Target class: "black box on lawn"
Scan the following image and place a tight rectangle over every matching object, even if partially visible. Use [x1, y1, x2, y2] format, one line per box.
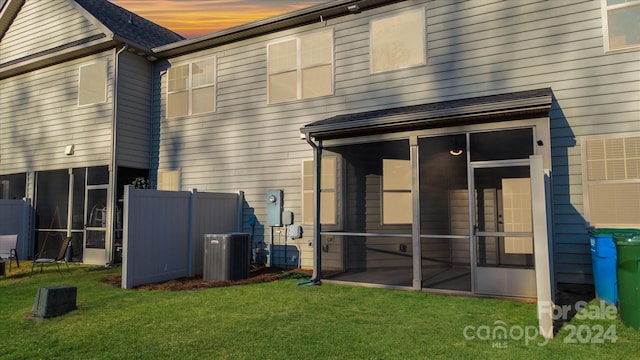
[33, 286, 77, 318]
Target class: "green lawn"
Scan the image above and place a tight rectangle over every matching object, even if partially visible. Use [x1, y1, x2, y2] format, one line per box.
[1, 264, 638, 359]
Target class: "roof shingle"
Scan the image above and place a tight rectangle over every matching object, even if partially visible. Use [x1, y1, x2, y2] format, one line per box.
[74, 0, 184, 50]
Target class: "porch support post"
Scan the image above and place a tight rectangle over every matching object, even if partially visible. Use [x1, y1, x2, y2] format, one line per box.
[410, 136, 421, 290]
[530, 155, 554, 339]
[301, 136, 322, 285]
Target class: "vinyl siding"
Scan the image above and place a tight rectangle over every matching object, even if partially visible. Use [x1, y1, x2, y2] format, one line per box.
[0, 51, 114, 173]
[0, 0, 104, 64]
[115, 52, 152, 169]
[152, 0, 639, 280]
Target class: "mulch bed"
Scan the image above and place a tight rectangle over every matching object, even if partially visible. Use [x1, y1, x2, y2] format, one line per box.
[101, 265, 312, 291]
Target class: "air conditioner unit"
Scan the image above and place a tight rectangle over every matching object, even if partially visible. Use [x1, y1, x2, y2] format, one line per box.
[203, 233, 250, 281]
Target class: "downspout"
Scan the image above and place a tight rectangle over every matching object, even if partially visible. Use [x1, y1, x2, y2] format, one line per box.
[108, 43, 128, 265]
[299, 134, 322, 286]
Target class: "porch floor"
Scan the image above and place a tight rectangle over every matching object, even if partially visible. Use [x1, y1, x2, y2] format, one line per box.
[326, 266, 471, 292]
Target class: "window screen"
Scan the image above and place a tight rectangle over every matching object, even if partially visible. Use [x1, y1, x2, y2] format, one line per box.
[268, 29, 333, 103]
[370, 7, 426, 73]
[585, 136, 640, 227]
[303, 156, 337, 225]
[167, 58, 216, 118]
[603, 0, 640, 51]
[78, 61, 107, 106]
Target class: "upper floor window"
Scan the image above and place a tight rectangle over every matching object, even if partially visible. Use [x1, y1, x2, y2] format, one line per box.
[167, 57, 216, 118]
[370, 7, 426, 73]
[583, 135, 640, 227]
[267, 29, 333, 104]
[78, 61, 107, 106]
[602, 0, 640, 51]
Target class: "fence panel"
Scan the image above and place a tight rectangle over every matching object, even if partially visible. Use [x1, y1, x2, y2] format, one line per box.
[121, 186, 241, 289]
[122, 187, 192, 289]
[0, 198, 34, 259]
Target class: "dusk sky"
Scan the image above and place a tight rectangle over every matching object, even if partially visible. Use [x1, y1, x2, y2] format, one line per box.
[110, 0, 330, 38]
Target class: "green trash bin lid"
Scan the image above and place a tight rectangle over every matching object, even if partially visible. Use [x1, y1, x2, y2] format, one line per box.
[613, 229, 640, 246]
[589, 228, 619, 236]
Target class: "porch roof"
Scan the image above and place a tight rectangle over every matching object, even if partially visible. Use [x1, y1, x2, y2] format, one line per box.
[301, 88, 553, 140]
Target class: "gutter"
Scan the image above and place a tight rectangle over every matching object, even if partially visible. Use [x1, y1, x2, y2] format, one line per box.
[298, 133, 322, 286]
[153, 0, 401, 58]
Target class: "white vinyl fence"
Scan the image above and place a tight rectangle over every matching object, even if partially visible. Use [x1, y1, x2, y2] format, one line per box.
[121, 186, 242, 289]
[0, 198, 34, 260]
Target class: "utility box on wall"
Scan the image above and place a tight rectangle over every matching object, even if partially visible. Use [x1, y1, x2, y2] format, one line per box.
[266, 190, 283, 226]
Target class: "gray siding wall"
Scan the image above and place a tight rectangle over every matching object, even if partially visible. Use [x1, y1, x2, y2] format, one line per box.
[116, 52, 153, 169]
[0, 0, 103, 64]
[0, 51, 114, 176]
[152, 0, 640, 282]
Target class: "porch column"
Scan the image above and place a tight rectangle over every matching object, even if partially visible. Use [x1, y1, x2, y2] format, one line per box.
[530, 155, 554, 339]
[410, 136, 421, 290]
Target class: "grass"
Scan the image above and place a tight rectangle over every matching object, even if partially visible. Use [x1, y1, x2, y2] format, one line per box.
[1, 264, 639, 359]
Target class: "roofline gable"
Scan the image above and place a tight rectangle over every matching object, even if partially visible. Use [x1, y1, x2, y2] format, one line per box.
[0, 0, 24, 42]
[67, 0, 115, 41]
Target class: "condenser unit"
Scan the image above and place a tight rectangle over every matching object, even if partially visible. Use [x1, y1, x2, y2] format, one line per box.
[203, 233, 251, 281]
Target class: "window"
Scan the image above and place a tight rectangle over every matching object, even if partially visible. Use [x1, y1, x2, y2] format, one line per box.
[370, 7, 426, 73]
[584, 135, 640, 227]
[602, 0, 640, 51]
[78, 61, 107, 106]
[302, 156, 336, 225]
[382, 159, 412, 224]
[167, 57, 216, 118]
[268, 29, 333, 104]
[157, 169, 181, 191]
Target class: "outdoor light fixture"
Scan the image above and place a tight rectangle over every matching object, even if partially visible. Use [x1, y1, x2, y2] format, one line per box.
[449, 149, 463, 156]
[64, 144, 74, 156]
[348, 4, 361, 14]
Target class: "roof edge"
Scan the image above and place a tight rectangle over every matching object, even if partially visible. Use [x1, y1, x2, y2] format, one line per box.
[301, 88, 553, 140]
[0, 0, 24, 42]
[153, 0, 400, 58]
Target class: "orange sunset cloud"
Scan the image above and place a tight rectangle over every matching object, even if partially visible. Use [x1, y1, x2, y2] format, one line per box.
[110, 0, 329, 38]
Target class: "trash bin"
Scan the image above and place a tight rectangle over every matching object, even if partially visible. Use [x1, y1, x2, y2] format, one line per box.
[615, 230, 640, 330]
[589, 229, 618, 305]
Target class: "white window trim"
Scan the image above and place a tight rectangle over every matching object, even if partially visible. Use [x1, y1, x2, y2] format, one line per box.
[166, 56, 217, 119]
[267, 28, 335, 104]
[601, 0, 640, 52]
[78, 61, 107, 107]
[581, 132, 640, 228]
[369, 6, 427, 74]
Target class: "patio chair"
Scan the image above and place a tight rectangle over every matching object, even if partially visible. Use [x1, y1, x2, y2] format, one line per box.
[0, 234, 19, 271]
[31, 236, 72, 276]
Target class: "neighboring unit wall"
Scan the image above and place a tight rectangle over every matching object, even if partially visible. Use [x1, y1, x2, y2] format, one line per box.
[0, 0, 104, 64]
[0, 51, 114, 177]
[151, 0, 640, 282]
[115, 52, 153, 169]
